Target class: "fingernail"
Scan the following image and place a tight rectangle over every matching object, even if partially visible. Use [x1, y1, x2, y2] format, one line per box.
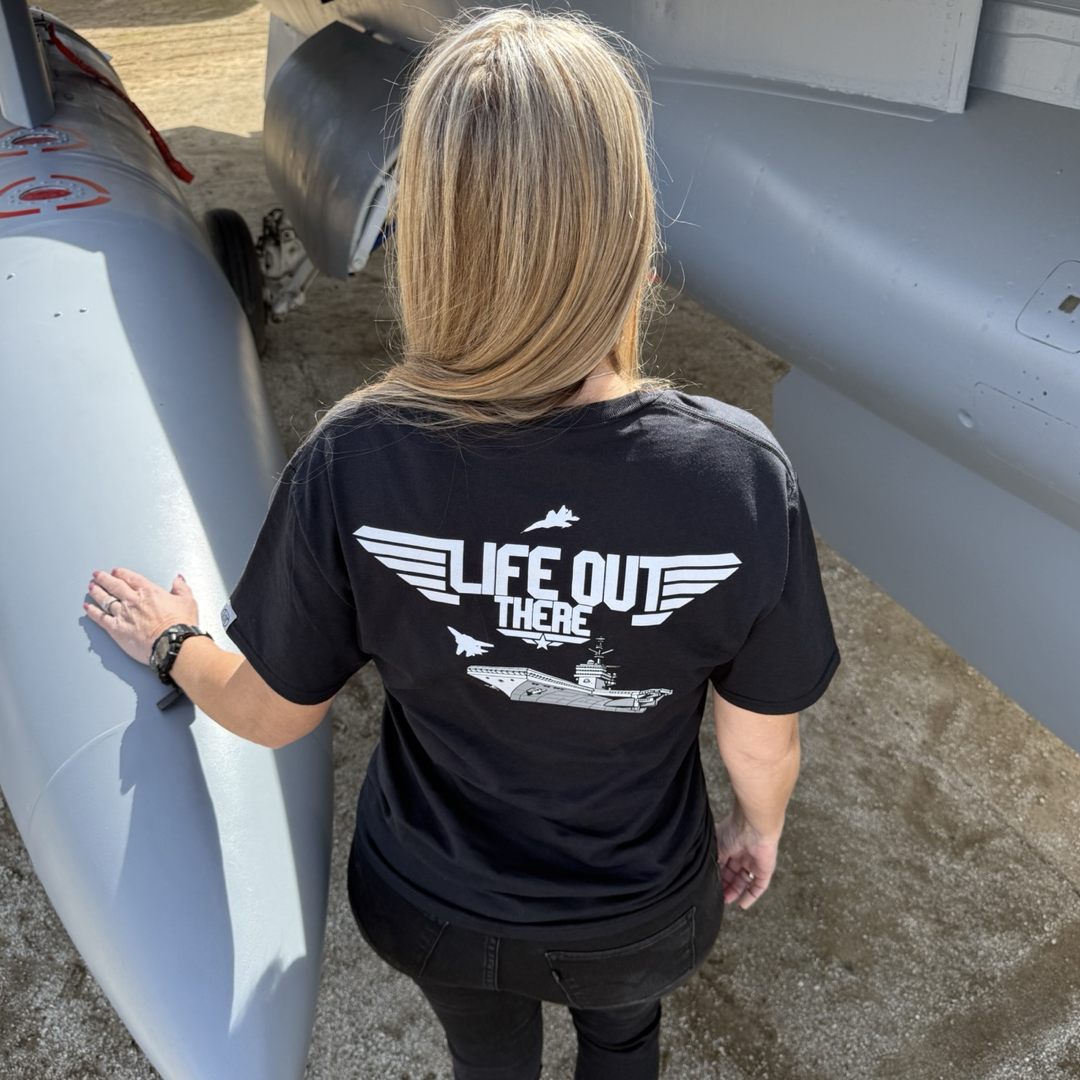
[178, 573, 186, 581]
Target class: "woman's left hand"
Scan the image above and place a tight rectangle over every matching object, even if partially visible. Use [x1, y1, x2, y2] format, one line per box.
[84, 568, 199, 666]
[715, 812, 780, 910]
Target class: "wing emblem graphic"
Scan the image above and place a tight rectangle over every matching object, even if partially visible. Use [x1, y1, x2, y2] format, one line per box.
[354, 525, 469, 605]
[631, 554, 742, 626]
[355, 525, 741, 626]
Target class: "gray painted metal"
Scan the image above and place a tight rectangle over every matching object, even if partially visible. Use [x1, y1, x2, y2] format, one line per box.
[0, 18, 331, 1080]
[264, 20, 407, 279]
[647, 77, 1080, 738]
[584, 0, 985, 113]
[774, 370, 1080, 749]
[647, 80, 1080, 535]
[265, 12, 307, 99]
[262, 0, 984, 112]
[971, 0, 1080, 110]
[1016, 261, 1080, 352]
[0, 0, 53, 128]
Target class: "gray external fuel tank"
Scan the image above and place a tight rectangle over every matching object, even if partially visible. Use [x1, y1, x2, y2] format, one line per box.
[0, 15, 332, 1080]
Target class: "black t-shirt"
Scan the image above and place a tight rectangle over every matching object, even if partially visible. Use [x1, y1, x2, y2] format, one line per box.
[224, 390, 839, 936]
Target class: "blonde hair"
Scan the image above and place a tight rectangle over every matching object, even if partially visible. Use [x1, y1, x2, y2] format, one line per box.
[332, 7, 663, 426]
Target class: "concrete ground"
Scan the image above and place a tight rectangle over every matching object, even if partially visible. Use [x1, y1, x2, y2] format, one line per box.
[2, 3, 1080, 1078]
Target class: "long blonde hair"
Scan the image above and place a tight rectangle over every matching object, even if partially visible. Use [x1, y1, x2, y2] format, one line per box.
[333, 7, 663, 426]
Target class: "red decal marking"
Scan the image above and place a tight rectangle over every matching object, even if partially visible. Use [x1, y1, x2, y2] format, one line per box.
[0, 176, 35, 196]
[0, 125, 89, 157]
[41, 127, 91, 153]
[0, 128, 27, 157]
[51, 173, 109, 194]
[0, 174, 111, 217]
[20, 186, 74, 201]
[57, 195, 109, 210]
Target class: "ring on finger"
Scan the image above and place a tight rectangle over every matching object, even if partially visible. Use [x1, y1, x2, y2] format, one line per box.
[101, 596, 120, 615]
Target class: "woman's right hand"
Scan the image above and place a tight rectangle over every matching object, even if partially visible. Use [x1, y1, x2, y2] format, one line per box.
[715, 813, 780, 909]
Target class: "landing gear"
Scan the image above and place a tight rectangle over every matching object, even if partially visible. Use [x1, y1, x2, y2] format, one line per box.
[204, 208, 266, 353]
[256, 208, 320, 323]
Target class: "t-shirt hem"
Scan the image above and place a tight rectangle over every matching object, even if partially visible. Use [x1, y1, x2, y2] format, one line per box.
[353, 810, 717, 941]
[713, 647, 841, 715]
[225, 622, 348, 706]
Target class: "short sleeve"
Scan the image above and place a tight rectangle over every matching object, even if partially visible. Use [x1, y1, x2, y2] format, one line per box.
[224, 442, 370, 704]
[711, 486, 840, 714]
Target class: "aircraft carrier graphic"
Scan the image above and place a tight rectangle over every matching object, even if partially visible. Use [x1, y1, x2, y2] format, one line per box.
[467, 639, 673, 713]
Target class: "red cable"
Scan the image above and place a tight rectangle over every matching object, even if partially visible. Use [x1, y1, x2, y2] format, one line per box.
[45, 22, 194, 184]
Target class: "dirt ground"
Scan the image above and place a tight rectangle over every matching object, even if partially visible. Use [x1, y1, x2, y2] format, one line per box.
[2, 3, 1080, 1078]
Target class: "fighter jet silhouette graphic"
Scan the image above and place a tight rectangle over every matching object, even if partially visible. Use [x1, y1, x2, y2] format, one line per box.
[522, 505, 579, 532]
[448, 626, 495, 657]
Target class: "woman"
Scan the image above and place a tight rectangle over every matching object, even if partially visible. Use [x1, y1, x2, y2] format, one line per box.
[85, 9, 839, 1080]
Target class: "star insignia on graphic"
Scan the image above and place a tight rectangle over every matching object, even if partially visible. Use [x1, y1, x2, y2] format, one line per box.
[532, 634, 552, 650]
[522, 505, 580, 532]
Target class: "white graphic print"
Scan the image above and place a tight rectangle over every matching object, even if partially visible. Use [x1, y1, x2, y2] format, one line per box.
[523, 505, 580, 532]
[353, 526, 465, 606]
[469, 639, 672, 713]
[354, 524, 741, 630]
[448, 626, 494, 657]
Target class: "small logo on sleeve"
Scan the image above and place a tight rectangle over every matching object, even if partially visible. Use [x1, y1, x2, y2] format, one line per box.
[221, 601, 237, 630]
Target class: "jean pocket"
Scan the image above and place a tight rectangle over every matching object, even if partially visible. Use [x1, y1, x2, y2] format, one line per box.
[347, 846, 447, 979]
[545, 908, 697, 1009]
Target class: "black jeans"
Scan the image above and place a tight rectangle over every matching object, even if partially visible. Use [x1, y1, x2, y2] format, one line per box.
[348, 841, 724, 1080]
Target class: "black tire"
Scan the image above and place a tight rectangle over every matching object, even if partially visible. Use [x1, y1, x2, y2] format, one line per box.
[204, 208, 266, 354]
